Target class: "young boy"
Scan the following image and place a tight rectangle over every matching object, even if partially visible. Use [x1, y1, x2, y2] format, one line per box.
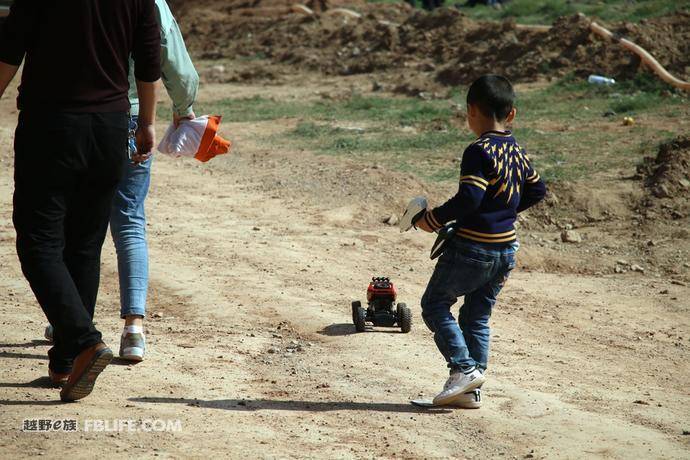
[415, 75, 546, 406]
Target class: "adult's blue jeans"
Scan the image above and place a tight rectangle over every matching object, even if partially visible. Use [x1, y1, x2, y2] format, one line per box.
[421, 238, 517, 373]
[110, 117, 151, 318]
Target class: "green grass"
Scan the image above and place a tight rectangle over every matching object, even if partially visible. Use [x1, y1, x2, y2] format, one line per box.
[284, 121, 472, 180]
[274, 80, 687, 183]
[158, 94, 468, 181]
[238, 52, 268, 62]
[158, 74, 687, 184]
[189, 94, 456, 127]
[371, 0, 690, 24]
[509, 73, 687, 181]
[324, 129, 470, 153]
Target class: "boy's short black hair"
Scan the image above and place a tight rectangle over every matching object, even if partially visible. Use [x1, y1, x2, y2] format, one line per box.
[467, 75, 515, 121]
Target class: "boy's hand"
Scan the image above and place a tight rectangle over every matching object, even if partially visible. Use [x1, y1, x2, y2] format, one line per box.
[415, 211, 434, 233]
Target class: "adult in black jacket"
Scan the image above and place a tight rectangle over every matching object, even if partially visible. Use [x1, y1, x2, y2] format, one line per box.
[0, 0, 161, 402]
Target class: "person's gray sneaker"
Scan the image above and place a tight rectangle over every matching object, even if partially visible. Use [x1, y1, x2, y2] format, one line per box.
[119, 331, 146, 362]
[44, 324, 54, 343]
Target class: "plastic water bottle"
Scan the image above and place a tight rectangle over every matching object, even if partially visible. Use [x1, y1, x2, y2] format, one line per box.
[588, 75, 616, 85]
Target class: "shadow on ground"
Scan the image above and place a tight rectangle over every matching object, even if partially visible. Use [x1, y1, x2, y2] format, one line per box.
[0, 399, 65, 406]
[0, 340, 51, 360]
[129, 397, 451, 414]
[318, 323, 405, 336]
[318, 323, 357, 336]
[0, 376, 56, 389]
[0, 340, 51, 348]
[111, 357, 142, 366]
[0, 350, 48, 360]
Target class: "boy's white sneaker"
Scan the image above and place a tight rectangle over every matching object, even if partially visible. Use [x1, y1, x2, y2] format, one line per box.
[433, 368, 485, 406]
[452, 388, 482, 409]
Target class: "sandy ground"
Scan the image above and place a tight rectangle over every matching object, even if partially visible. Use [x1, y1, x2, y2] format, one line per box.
[0, 78, 689, 459]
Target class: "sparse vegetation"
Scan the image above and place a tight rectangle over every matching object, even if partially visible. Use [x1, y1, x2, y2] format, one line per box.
[188, 94, 455, 127]
[190, 75, 686, 183]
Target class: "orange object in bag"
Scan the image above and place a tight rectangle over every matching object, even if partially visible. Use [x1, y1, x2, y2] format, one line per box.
[158, 115, 231, 162]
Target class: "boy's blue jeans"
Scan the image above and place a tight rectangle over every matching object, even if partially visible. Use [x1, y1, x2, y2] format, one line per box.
[110, 116, 151, 318]
[421, 238, 517, 373]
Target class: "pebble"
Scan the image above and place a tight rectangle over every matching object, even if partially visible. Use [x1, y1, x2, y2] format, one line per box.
[382, 214, 399, 226]
[560, 230, 582, 243]
[210, 64, 226, 74]
[653, 184, 671, 198]
[267, 347, 279, 354]
[631, 264, 644, 273]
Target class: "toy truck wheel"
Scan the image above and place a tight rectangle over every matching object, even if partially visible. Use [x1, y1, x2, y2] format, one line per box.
[397, 303, 412, 333]
[354, 305, 367, 332]
[351, 301, 361, 324]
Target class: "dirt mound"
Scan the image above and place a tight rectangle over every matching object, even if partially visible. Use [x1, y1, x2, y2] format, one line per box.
[637, 136, 690, 217]
[172, 2, 690, 90]
[437, 14, 639, 85]
[243, 148, 443, 227]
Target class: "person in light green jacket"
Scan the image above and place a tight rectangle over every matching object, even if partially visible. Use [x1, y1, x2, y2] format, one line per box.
[45, 0, 200, 362]
[115, 0, 199, 361]
[127, 0, 198, 127]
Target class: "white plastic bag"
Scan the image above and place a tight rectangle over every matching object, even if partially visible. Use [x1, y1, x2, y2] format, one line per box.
[157, 115, 230, 162]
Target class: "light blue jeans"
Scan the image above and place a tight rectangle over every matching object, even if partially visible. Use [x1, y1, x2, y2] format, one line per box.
[110, 116, 151, 318]
[421, 238, 517, 373]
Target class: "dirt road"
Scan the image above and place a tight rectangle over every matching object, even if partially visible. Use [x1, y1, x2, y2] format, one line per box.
[1, 79, 688, 459]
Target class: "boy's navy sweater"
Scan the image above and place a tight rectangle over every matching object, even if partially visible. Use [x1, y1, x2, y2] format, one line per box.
[424, 131, 546, 245]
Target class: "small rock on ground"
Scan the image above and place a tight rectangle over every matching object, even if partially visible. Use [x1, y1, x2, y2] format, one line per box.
[383, 214, 399, 226]
[561, 230, 582, 243]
